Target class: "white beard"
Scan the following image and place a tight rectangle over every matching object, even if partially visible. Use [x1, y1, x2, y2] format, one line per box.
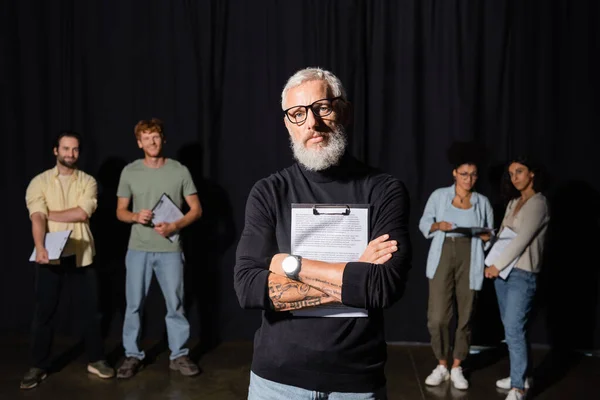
[290, 125, 347, 171]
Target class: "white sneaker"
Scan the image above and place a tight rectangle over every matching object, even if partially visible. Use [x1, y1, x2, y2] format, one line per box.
[450, 366, 469, 390]
[496, 377, 531, 390]
[505, 388, 526, 400]
[425, 365, 450, 386]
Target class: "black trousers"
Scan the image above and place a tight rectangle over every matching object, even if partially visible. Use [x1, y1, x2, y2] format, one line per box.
[31, 256, 104, 369]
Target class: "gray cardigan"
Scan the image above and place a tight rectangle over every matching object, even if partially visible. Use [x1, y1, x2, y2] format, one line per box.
[495, 193, 550, 273]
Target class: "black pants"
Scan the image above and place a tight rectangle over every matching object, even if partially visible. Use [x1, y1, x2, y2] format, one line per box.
[31, 256, 104, 369]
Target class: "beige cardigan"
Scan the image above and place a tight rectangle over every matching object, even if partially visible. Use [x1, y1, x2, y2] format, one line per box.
[495, 193, 550, 273]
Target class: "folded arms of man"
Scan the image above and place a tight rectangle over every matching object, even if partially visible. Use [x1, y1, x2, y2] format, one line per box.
[234, 177, 411, 312]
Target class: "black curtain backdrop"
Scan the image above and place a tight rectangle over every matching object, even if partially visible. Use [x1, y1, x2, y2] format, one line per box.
[2, 0, 599, 352]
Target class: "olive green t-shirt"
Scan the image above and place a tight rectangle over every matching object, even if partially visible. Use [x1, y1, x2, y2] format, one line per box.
[117, 159, 197, 252]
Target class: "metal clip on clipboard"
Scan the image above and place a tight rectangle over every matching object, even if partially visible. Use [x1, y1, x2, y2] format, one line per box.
[312, 205, 351, 216]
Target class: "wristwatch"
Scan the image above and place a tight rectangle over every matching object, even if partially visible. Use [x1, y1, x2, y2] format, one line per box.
[281, 254, 302, 280]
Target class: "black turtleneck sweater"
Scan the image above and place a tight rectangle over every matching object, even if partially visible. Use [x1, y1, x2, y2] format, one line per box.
[234, 155, 412, 393]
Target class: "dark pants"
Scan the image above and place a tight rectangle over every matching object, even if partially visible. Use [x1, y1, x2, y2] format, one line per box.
[427, 237, 476, 362]
[31, 256, 104, 369]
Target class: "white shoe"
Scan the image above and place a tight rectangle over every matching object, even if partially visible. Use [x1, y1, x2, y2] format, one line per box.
[450, 367, 469, 390]
[496, 377, 531, 390]
[505, 388, 526, 400]
[425, 365, 450, 386]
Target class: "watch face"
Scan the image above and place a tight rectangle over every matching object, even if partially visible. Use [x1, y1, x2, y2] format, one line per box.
[282, 256, 299, 274]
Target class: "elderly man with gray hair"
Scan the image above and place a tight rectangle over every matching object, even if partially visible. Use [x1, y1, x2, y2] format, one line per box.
[234, 67, 412, 399]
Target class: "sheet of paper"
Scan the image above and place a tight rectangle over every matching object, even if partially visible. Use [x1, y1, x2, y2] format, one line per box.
[484, 227, 519, 280]
[29, 230, 72, 261]
[151, 193, 184, 242]
[290, 204, 369, 317]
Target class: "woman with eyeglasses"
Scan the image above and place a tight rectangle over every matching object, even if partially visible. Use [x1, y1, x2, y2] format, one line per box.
[419, 159, 494, 390]
[485, 157, 549, 400]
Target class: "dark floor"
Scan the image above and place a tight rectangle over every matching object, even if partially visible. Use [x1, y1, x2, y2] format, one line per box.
[0, 338, 597, 400]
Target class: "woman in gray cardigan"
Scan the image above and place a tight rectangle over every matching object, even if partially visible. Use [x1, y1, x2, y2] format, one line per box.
[419, 161, 493, 390]
[485, 157, 549, 400]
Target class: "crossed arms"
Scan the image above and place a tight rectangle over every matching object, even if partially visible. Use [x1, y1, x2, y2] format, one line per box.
[26, 176, 97, 264]
[265, 235, 398, 311]
[234, 178, 412, 312]
[29, 210, 89, 264]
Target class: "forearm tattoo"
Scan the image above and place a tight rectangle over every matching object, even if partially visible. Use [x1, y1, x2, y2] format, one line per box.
[268, 277, 331, 311]
[272, 297, 326, 311]
[302, 277, 342, 298]
[268, 280, 311, 301]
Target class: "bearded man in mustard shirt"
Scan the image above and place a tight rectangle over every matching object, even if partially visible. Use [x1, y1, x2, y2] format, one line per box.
[21, 131, 114, 389]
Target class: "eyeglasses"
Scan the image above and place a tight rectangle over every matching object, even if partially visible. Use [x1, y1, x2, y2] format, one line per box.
[457, 172, 478, 179]
[283, 97, 344, 124]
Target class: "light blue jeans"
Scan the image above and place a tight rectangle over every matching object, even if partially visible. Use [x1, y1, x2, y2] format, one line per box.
[248, 372, 387, 400]
[494, 268, 537, 390]
[123, 250, 190, 360]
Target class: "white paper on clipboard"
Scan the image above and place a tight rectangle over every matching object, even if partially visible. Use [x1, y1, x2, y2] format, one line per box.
[151, 193, 184, 242]
[29, 230, 72, 261]
[290, 204, 369, 317]
[485, 227, 519, 280]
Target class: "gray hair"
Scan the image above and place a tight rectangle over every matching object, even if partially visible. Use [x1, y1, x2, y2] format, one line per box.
[281, 67, 347, 109]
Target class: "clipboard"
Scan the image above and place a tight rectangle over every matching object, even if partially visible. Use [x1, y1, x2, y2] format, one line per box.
[29, 230, 72, 262]
[290, 203, 370, 317]
[448, 226, 496, 236]
[485, 227, 519, 280]
[149, 193, 184, 242]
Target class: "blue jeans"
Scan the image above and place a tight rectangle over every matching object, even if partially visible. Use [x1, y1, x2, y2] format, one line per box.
[494, 268, 537, 390]
[123, 250, 190, 360]
[248, 372, 387, 400]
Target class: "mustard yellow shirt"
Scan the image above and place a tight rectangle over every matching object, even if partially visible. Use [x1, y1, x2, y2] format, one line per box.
[25, 166, 98, 267]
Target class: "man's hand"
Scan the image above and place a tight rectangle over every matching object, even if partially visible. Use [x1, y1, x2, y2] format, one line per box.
[485, 265, 500, 279]
[358, 234, 398, 264]
[154, 222, 177, 237]
[134, 209, 153, 225]
[35, 247, 49, 264]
